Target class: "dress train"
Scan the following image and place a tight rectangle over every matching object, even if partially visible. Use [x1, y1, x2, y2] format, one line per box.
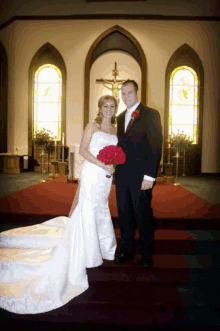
[0, 131, 117, 314]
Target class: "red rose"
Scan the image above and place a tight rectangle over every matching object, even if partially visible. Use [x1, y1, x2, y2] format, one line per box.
[131, 109, 140, 119]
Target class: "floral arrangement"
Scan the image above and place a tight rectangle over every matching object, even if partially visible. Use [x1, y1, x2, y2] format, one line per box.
[168, 130, 193, 150]
[33, 128, 53, 148]
[97, 145, 126, 177]
[131, 109, 140, 119]
[44, 140, 55, 154]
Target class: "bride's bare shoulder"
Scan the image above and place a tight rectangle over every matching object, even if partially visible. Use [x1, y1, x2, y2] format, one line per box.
[92, 122, 100, 132]
[84, 122, 98, 133]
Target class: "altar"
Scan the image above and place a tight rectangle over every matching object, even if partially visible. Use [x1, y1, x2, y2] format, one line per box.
[0, 154, 24, 174]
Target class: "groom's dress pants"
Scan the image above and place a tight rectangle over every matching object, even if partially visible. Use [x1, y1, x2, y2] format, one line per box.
[115, 172, 155, 258]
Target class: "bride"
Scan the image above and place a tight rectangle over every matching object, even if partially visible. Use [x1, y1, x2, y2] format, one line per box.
[0, 95, 118, 314]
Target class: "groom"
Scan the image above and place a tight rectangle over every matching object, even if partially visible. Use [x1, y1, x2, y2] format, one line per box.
[114, 80, 163, 268]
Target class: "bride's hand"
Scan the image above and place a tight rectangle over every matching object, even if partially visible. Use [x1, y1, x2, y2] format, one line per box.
[106, 164, 114, 175]
[100, 163, 114, 175]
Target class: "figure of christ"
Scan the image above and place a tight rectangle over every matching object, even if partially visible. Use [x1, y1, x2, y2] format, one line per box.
[96, 62, 127, 102]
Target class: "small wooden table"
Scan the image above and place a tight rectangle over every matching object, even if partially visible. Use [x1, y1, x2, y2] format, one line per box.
[0, 154, 23, 174]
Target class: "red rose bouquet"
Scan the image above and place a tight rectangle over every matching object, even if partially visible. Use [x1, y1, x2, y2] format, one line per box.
[97, 145, 126, 178]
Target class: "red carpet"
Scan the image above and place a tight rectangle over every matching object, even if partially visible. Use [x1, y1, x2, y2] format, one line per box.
[0, 181, 219, 220]
[151, 183, 220, 219]
[0, 181, 203, 328]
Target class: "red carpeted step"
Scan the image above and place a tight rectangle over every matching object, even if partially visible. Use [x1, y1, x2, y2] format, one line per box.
[113, 216, 220, 230]
[114, 229, 194, 254]
[0, 181, 77, 216]
[109, 183, 220, 220]
[87, 254, 190, 284]
[1, 181, 219, 229]
[58, 283, 186, 326]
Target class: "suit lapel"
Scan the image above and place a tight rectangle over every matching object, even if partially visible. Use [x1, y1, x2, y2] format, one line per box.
[125, 117, 135, 135]
[124, 103, 143, 136]
[118, 110, 126, 139]
[121, 111, 126, 131]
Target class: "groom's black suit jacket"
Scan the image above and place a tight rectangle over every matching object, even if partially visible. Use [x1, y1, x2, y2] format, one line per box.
[116, 102, 163, 181]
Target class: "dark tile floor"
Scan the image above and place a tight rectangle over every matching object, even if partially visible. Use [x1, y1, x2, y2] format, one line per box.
[176, 174, 220, 205]
[0, 171, 220, 204]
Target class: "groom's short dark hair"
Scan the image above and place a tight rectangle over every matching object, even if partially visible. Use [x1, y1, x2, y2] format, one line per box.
[122, 80, 139, 93]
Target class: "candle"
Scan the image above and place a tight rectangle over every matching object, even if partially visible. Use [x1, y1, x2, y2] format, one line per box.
[62, 133, 65, 146]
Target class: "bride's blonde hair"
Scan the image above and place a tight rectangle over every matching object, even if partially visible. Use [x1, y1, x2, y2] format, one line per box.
[94, 95, 118, 128]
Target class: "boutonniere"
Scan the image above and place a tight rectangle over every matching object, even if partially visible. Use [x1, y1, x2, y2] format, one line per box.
[131, 109, 140, 119]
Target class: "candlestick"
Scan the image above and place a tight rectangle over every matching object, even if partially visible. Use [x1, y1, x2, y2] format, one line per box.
[62, 146, 64, 162]
[168, 144, 171, 163]
[54, 139, 57, 161]
[173, 147, 181, 186]
[39, 146, 46, 183]
[182, 149, 186, 176]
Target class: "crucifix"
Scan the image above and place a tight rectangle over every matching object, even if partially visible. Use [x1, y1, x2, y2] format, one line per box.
[96, 62, 126, 101]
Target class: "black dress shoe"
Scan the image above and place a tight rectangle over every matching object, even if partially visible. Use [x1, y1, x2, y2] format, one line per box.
[141, 256, 153, 268]
[114, 253, 134, 263]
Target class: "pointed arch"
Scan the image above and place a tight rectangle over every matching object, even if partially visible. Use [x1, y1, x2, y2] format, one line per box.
[28, 43, 66, 163]
[0, 41, 8, 153]
[84, 25, 147, 128]
[164, 43, 204, 175]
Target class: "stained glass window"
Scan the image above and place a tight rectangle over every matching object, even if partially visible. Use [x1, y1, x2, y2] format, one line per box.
[169, 66, 198, 144]
[33, 64, 62, 140]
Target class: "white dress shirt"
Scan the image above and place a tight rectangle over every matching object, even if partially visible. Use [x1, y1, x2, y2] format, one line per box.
[125, 102, 155, 182]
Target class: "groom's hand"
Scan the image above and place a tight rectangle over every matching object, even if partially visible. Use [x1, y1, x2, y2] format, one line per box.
[141, 179, 153, 190]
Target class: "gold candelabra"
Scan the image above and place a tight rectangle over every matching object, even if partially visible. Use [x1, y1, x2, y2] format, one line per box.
[172, 148, 183, 186]
[39, 145, 46, 183]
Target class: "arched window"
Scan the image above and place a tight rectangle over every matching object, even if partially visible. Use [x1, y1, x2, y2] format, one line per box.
[164, 44, 204, 175]
[169, 66, 198, 144]
[34, 64, 62, 140]
[28, 43, 66, 166]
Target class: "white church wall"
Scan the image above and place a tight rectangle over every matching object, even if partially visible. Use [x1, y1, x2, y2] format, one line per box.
[199, 23, 220, 173]
[0, 19, 219, 172]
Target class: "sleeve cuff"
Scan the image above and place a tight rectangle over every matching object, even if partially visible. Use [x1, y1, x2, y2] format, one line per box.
[144, 175, 155, 181]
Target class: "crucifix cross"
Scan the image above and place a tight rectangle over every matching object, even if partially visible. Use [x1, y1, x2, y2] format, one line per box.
[96, 62, 126, 101]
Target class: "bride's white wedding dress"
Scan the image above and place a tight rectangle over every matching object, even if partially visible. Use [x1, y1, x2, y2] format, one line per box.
[0, 131, 117, 314]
